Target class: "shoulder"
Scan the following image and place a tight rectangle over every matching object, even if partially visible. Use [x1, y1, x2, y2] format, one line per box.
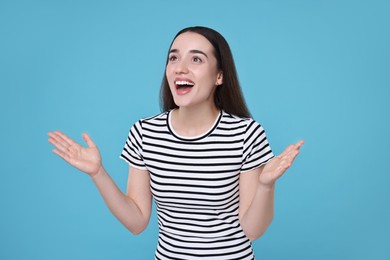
[220, 111, 260, 130]
[140, 111, 168, 122]
[128, 111, 168, 134]
[136, 111, 169, 126]
[130, 111, 170, 138]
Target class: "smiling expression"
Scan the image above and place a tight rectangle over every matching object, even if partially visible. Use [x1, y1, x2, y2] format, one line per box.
[165, 32, 223, 109]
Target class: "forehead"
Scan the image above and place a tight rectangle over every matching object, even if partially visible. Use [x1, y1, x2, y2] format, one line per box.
[170, 32, 214, 53]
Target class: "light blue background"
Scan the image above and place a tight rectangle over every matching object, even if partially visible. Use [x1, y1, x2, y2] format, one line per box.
[1, 0, 389, 259]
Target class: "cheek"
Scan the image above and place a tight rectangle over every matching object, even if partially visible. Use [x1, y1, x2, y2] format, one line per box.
[165, 64, 175, 77]
[165, 68, 175, 90]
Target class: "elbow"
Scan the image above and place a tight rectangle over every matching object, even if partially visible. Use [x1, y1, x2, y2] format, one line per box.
[245, 228, 267, 241]
[123, 218, 149, 235]
[243, 218, 274, 241]
[129, 228, 143, 235]
[127, 223, 147, 235]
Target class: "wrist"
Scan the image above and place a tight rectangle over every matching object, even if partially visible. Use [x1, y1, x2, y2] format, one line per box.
[90, 164, 105, 179]
[257, 181, 275, 192]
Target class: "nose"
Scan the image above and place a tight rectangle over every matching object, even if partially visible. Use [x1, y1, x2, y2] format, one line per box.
[175, 59, 189, 74]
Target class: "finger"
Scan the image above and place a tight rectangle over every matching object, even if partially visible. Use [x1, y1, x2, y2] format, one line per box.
[48, 131, 71, 149]
[273, 159, 291, 178]
[82, 133, 96, 148]
[277, 144, 295, 158]
[54, 131, 77, 147]
[48, 133, 70, 152]
[295, 140, 305, 150]
[279, 140, 304, 159]
[52, 148, 71, 162]
[288, 141, 304, 161]
[278, 151, 300, 176]
[288, 149, 300, 163]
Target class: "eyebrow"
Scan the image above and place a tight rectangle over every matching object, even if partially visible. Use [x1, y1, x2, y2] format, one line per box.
[169, 49, 208, 58]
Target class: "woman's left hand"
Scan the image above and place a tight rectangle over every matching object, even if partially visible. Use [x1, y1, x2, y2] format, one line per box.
[259, 140, 304, 187]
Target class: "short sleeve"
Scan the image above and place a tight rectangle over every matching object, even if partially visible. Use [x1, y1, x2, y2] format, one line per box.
[120, 120, 147, 170]
[241, 119, 274, 172]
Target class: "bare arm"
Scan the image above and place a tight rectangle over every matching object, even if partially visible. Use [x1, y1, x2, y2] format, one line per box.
[48, 131, 152, 234]
[239, 140, 304, 240]
[91, 166, 152, 234]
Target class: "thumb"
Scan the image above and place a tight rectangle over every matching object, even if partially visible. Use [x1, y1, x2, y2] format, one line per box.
[82, 133, 96, 148]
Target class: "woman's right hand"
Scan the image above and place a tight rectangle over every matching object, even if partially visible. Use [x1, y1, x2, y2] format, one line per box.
[48, 131, 102, 177]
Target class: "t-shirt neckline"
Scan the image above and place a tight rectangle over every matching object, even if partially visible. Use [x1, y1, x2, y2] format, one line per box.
[167, 109, 223, 141]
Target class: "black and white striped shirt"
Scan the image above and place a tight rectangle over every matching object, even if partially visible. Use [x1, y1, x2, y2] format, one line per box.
[121, 110, 274, 259]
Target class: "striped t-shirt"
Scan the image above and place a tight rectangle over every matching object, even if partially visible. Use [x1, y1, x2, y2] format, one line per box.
[120, 110, 274, 259]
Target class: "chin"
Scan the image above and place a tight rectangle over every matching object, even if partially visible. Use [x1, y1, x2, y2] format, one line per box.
[172, 96, 191, 107]
[173, 101, 191, 108]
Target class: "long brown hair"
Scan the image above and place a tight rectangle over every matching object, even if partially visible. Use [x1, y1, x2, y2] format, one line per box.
[160, 26, 251, 118]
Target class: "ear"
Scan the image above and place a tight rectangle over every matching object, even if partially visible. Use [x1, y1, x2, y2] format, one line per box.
[216, 71, 223, 86]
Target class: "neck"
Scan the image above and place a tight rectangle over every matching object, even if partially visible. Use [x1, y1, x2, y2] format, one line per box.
[172, 104, 220, 137]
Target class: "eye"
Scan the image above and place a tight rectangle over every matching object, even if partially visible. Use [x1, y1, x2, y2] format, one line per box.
[192, 56, 203, 63]
[168, 55, 178, 62]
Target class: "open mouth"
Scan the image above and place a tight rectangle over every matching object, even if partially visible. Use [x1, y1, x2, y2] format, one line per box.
[175, 80, 195, 89]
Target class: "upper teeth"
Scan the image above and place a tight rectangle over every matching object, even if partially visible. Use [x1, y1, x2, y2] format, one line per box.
[175, 81, 194, 86]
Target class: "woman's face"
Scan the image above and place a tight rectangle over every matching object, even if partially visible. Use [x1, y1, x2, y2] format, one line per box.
[166, 32, 223, 110]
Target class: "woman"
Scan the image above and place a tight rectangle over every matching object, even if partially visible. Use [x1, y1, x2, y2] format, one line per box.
[48, 26, 304, 259]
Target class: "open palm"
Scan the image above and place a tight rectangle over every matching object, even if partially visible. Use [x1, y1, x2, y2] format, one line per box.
[48, 131, 102, 176]
[259, 140, 304, 186]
